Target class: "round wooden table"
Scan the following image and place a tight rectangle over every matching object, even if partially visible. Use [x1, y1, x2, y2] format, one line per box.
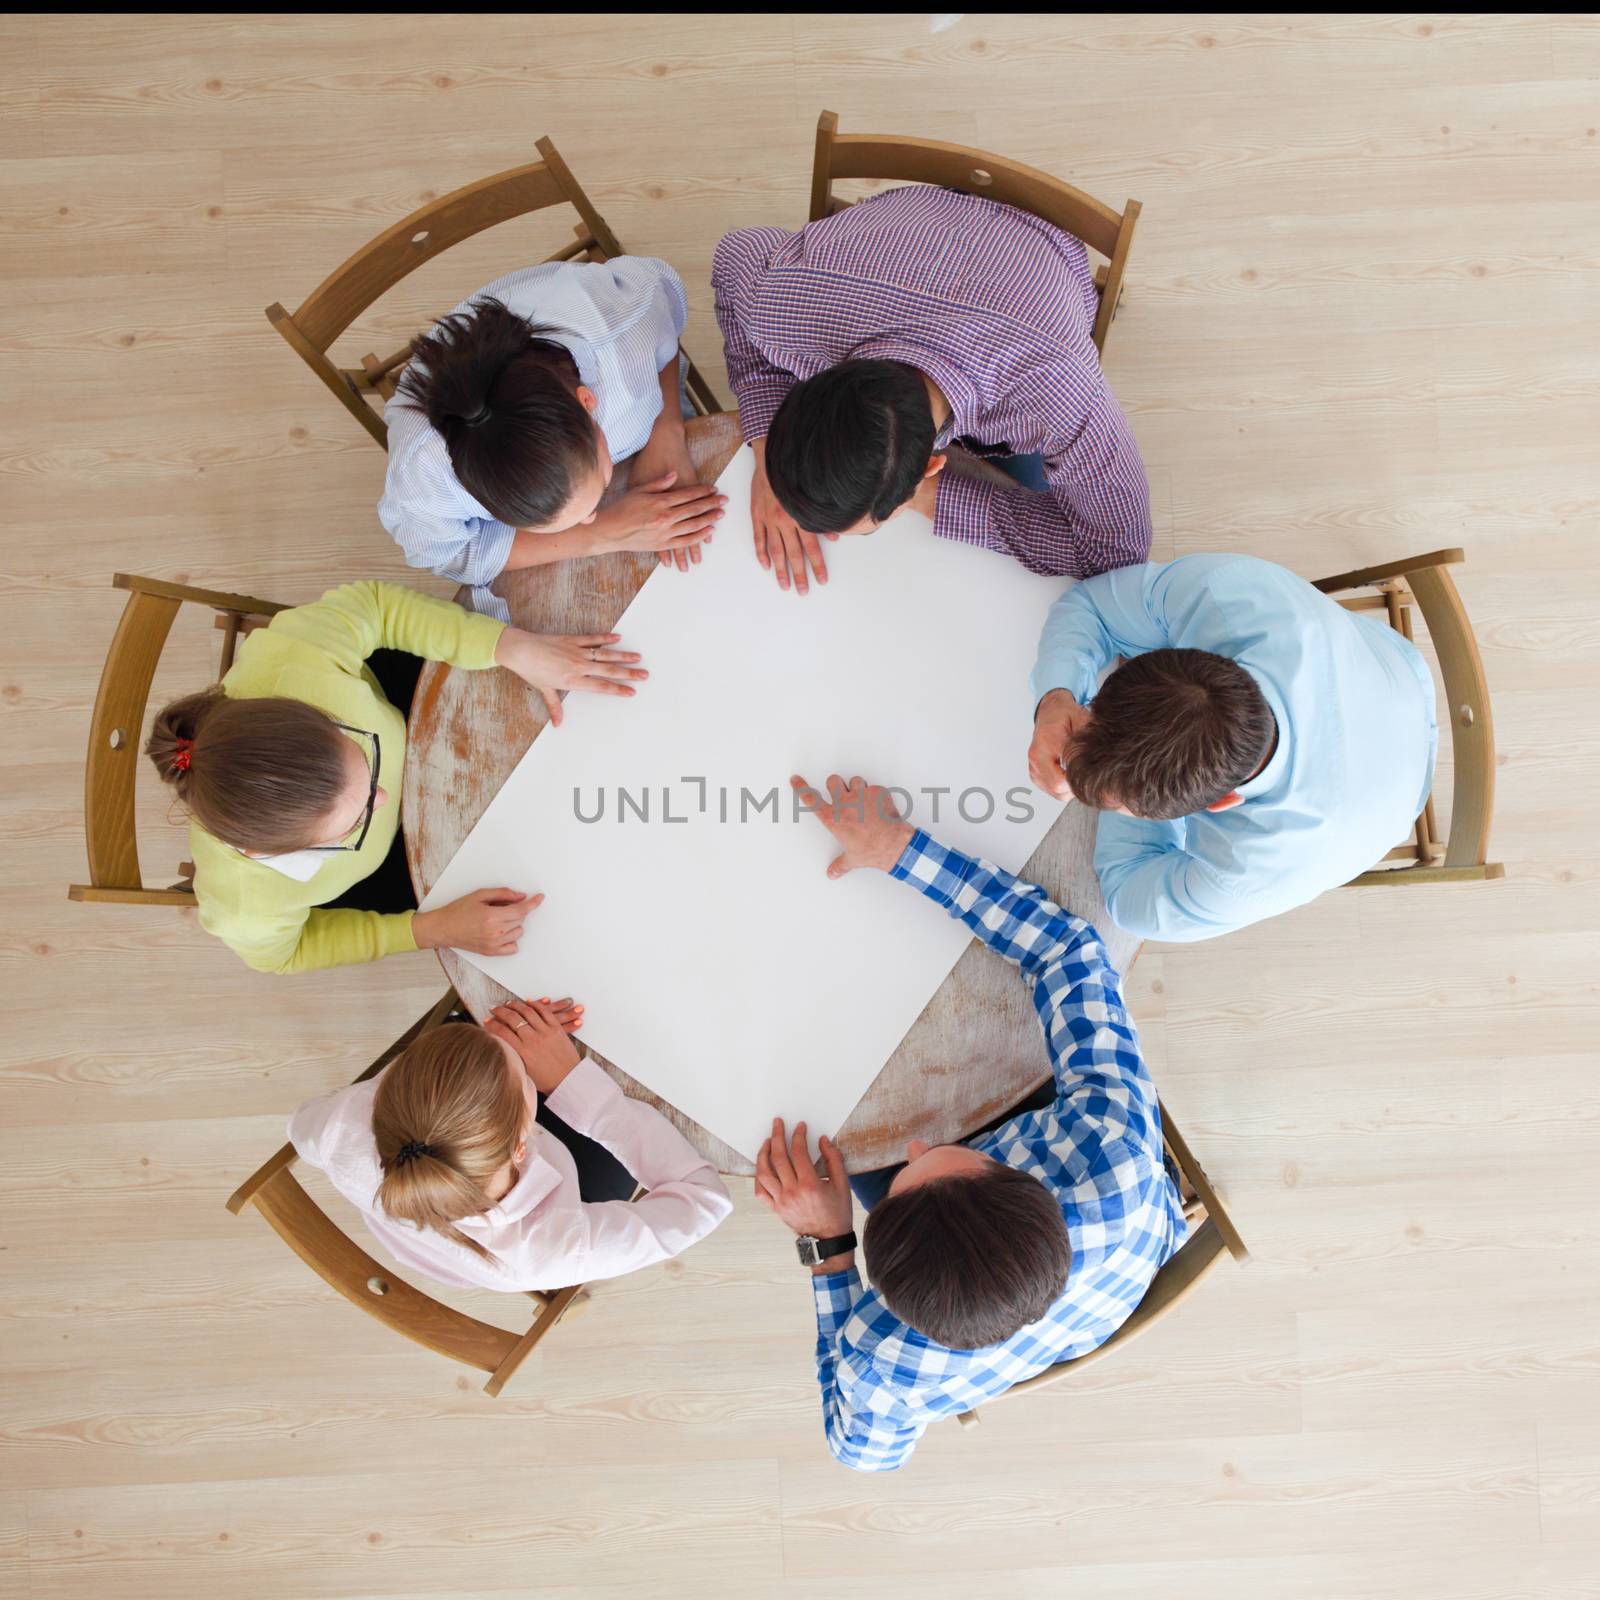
[404, 412, 1140, 1174]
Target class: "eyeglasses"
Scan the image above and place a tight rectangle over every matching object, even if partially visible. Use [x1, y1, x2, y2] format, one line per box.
[308, 724, 381, 853]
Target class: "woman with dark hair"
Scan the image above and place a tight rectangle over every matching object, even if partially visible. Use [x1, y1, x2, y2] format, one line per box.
[146, 580, 645, 974]
[379, 258, 728, 619]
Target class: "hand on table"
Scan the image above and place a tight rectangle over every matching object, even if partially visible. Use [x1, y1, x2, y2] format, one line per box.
[790, 773, 914, 878]
[1027, 689, 1092, 801]
[495, 626, 648, 727]
[589, 470, 725, 571]
[751, 439, 835, 596]
[485, 995, 584, 1094]
[413, 887, 541, 957]
[755, 1119, 854, 1260]
[628, 424, 723, 572]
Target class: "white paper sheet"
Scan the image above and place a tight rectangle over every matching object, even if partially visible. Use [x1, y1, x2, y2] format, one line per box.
[422, 447, 1067, 1162]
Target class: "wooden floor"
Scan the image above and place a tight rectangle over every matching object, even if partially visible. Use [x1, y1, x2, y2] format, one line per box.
[4, 13, 1598, 1598]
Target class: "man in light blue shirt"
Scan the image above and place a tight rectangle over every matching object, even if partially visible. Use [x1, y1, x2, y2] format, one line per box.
[1027, 554, 1438, 942]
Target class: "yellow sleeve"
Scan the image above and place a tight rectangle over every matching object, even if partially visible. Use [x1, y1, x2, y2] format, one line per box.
[265, 581, 505, 675]
[201, 898, 420, 975]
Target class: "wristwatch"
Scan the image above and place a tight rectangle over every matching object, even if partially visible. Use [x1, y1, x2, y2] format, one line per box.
[795, 1230, 857, 1268]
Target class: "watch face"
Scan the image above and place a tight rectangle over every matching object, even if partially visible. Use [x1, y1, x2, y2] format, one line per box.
[795, 1236, 820, 1266]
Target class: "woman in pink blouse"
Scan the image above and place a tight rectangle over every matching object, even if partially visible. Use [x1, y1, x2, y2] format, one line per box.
[289, 997, 732, 1292]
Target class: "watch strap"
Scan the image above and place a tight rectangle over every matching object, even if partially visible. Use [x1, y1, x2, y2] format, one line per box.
[798, 1229, 858, 1266]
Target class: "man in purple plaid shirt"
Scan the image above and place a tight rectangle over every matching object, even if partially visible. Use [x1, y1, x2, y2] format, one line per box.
[711, 183, 1153, 595]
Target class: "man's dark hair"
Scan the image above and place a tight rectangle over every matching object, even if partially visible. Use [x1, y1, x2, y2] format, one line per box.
[398, 297, 599, 528]
[862, 1163, 1072, 1349]
[763, 360, 936, 534]
[1066, 648, 1274, 820]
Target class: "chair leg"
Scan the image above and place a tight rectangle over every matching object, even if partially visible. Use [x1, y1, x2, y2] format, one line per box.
[483, 1282, 587, 1397]
[68, 884, 197, 906]
[1348, 863, 1506, 888]
[683, 357, 723, 416]
[1311, 548, 1464, 595]
[353, 988, 461, 1086]
[219, 612, 241, 672]
[227, 1139, 299, 1214]
[809, 110, 839, 222]
[1161, 1108, 1249, 1264]
[267, 302, 389, 450]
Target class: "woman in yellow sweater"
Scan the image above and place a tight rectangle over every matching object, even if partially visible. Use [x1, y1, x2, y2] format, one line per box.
[145, 580, 640, 975]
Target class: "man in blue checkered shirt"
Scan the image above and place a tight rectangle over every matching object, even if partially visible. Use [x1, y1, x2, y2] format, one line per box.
[757, 774, 1187, 1473]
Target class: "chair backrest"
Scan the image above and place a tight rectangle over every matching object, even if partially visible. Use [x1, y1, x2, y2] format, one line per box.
[1313, 548, 1503, 887]
[1159, 1098, 1249, 1265]
[229, 1162, 577, 1397]
[957, 1100, 1245, 1428]
[1002, 1218, 1229, 1401]
[69, 573, 286, 908]
[809, 109, 1142, 354]
[225, 986, 581, 1397]
[267, 136, 720, 449]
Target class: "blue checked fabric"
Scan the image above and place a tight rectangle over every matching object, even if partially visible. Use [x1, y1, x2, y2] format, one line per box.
[810, 829, 1187, 1472]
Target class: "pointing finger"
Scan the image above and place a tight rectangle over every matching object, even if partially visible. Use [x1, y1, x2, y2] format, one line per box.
[790, 774, 822, 811]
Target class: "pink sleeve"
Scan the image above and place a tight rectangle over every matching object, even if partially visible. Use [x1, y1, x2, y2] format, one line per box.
[520, 1062, 733, 1284]
[544, 1061, 691, 1176]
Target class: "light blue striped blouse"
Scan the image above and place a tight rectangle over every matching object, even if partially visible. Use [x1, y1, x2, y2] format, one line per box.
[378, 258, 690, 619]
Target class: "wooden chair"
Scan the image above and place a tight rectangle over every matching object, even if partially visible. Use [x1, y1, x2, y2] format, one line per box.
[227, 989, 587, 1397]
[809, 109, 1142, 355]
[267, 135, 722, 450]
[1314, 548, 1504, 888]
[68, 573, 286, 908]
[958, 1101, 1246, 1429]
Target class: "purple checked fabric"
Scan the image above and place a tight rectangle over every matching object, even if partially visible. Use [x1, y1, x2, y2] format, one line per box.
[711, 183, 1153, 577]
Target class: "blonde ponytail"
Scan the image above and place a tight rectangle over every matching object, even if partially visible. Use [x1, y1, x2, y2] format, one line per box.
[372, 1024, 527, 1263]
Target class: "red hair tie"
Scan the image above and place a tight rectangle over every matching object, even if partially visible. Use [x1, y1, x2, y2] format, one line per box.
[172, 737, 194, 773]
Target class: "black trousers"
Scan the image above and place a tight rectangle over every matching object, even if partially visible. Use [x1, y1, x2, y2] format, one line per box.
[849, 1076, 1059, 1209]
[325, 650, 423, 916]
[536, 1096, 637, 1202]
